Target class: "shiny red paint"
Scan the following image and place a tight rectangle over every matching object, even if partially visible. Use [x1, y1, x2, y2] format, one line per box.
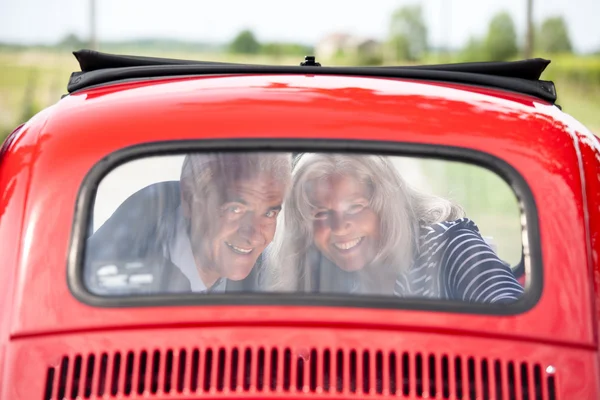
[1, 73, 599, 399]
[4, 327, 595, 399]
[550, 108, 600, 352]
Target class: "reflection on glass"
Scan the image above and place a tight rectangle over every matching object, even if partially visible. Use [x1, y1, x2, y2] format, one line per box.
[85, 152, 525, 304]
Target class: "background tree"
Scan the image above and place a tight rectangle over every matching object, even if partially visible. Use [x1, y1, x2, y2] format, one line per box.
[388, 4, 428, 61]
[537, 16, 572, 53]
[261, 42, 313, 57]
[58, 33, 86, 50]
[484, 12, 518, 61]
[458, 37, 487, 62]
[229, 29, 261, 54]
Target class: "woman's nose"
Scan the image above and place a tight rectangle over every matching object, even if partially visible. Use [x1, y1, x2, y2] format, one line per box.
[330, 212, 351, 234]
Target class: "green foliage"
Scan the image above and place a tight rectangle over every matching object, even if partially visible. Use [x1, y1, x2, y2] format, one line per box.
[100, 39, 222, 54]
[388, 35, 410, 62]
[19, 69, 42, 123]
[539, 55, 600, 133]
[355, 53, 384, 66]
[20, 99, 42, 123]
[541, 54, 600, 85]
[261, 42, 313, 58]
[0, 127, 12, 145]
[484, 11, 518, 61]
[57, 33, 86, 51]
[457, 37, 487, 62]
[229, 29, 261, 54]
[388, 4, 428, 61]
[0, 42, 29, 52]
[537, 16, 572, 54]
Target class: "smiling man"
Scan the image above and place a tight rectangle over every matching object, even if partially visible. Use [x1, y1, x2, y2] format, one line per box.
[85, 152, 292, 294]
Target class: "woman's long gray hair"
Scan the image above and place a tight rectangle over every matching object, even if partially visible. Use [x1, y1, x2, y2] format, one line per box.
[265, 153, 464, 293]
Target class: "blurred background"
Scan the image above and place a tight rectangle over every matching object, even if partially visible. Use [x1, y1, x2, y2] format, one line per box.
[1, 0, 599, 142]
[2, 0, 596, 268]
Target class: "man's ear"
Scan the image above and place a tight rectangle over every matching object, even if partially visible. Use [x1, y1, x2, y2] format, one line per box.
[180, 182, 191, 218]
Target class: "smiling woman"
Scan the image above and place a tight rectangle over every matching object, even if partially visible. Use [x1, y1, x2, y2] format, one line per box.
[264, 153, 524, 304]
[83, 151, 525, 305]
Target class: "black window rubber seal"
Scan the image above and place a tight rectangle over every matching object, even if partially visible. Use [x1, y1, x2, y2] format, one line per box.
[67, 138, 543, 316]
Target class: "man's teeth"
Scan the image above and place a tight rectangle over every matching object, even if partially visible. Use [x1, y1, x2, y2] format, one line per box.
[226, 242, 253, 254]
[333, 237, 363, 250]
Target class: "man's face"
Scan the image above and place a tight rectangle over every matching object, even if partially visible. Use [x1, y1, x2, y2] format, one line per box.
[187, 173, 286, 281]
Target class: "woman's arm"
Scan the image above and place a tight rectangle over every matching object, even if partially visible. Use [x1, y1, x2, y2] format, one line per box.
[440, 219, 524, 303]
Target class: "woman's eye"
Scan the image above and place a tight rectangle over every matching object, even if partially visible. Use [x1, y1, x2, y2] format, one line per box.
[347, 204, 365, 214]
[313, 211, 329, 220]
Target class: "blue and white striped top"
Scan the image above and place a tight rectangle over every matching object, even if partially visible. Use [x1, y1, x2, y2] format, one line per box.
[394, 218, 524, 303]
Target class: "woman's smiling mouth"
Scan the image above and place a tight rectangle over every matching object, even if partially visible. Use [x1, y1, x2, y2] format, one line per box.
[333, 237, 364, 251]
[225, 241, 254, 255]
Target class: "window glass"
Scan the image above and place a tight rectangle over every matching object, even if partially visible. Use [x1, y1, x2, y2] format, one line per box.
[85, 152, 525, 304]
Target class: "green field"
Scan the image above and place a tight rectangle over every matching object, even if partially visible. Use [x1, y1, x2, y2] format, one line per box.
[542, 54, 600, 134]
[0, 49, 301, 139]
[1, 48, 594, 270]
[554, 80, 600, 133]
[1, 49, 598, 140]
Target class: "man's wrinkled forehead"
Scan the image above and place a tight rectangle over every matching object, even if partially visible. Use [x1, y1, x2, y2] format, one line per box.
[182, 153, 292, 193]
[224, 176, 287, 206]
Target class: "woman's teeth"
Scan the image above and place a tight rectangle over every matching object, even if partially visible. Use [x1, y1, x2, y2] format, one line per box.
[333, 237, 363, 250]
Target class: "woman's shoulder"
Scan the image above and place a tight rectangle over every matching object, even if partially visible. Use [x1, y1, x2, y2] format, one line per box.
[419, 217, 481, 243]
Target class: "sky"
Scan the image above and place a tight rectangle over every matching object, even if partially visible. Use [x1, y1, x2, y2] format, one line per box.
[1, 0, 599, 54]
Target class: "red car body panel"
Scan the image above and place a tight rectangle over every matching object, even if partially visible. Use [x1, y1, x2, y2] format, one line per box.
[3, 327, 599, 399]
[1, 73, 599, 398]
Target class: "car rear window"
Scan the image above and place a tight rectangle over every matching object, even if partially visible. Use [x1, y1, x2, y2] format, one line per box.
[77, 147, 536, 312]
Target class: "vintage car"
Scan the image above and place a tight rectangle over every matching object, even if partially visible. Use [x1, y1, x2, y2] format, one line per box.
[1, 49, 599, 399]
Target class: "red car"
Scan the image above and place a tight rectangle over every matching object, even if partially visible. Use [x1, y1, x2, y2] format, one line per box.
[1, 49, 599, 399]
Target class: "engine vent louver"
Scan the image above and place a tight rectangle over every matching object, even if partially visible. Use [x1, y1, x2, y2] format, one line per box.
[44, 348, 557, 399]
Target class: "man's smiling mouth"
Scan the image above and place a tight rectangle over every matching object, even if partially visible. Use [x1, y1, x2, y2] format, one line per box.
[225, 241, 254, 255]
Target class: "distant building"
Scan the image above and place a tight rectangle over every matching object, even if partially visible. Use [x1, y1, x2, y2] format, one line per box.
[315, 33, 352, 60]
[347, 37, 382, 60]
[316, 33, 382, 61]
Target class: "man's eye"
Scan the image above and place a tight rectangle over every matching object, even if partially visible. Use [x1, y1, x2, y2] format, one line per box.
[227, 206, 243, 214]
[265, 210, 279, 218]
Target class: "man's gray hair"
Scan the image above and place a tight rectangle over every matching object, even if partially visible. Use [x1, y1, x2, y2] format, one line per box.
[180, 152, 293, 201]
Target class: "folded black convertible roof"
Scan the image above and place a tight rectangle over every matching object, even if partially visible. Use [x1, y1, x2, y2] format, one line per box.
[67, 49, 557, 104]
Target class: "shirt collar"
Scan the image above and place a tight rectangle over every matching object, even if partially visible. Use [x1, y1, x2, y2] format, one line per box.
[168, 206, 227, 293]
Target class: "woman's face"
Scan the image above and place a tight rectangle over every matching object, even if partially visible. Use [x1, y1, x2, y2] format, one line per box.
[307, 173, 381, 271]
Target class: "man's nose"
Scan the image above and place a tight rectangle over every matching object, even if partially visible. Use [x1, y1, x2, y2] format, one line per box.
[238, 212, 264, 245]
[330, 212, 351, 234]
